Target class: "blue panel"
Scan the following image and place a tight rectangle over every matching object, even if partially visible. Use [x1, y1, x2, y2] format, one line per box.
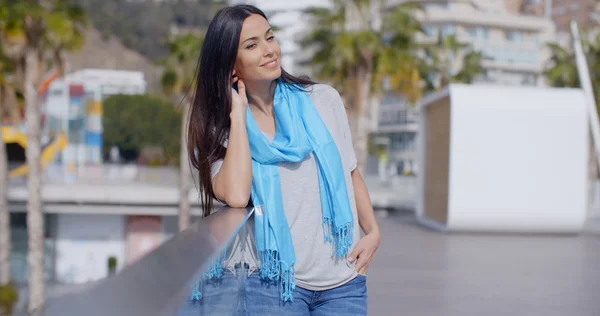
[84, 131, 102, 147]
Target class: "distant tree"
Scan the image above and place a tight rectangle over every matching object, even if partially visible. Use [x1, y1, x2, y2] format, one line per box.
[420, 34, 484, 93]
[102, 94, 181, 164]
[161, 33, 203, 231]
[301, 0, 424, 171]
[0, 0, 87, 311]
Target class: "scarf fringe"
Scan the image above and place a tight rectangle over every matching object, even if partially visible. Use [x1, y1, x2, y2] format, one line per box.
[189, 251, 227, 302]
[259, 250, 296, 302]
[322, 219, 353, 258]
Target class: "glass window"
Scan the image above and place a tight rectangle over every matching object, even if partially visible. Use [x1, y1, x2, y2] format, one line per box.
[505, 31, 522, 42]
[423, 25, 436, 37]
[441, 24, 456, 37]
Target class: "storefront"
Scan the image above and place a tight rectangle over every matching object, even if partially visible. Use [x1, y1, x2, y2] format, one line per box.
[10, 213, 58, 284]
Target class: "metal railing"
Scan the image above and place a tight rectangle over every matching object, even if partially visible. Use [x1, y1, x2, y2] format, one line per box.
[8, 164, 181, 186]
[40, 206, 254, 316]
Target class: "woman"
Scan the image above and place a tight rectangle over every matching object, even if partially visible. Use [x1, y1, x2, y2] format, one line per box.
[184, 4, 380, 316]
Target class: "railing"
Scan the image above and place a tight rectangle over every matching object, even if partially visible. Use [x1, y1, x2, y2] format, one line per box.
[40, 206, 254, 316]
[8, 164, 181, 186]
[591, 179, 600, 218]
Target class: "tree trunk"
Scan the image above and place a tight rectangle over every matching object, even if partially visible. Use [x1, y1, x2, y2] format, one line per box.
[1, 83, 22, 124]
[0, 112, 10, 285]
[178, 100, 191, 231]
[24, 47, 44, 314]
[353, 61, 373, 173]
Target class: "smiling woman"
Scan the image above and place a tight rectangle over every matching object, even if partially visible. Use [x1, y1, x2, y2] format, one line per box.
[183, 5, 380, 316]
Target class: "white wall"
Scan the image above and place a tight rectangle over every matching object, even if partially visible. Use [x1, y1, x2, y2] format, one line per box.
[55, 214, 125, 284]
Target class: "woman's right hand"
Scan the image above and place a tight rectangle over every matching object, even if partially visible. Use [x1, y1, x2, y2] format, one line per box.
[231, 73, 248, 114]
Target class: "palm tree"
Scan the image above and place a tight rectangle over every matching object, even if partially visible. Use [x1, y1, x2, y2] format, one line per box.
[0, 0, 87, 312]
[452, 50, 484, 84]
[543, 43, 580, 88]
[44, 2, 87, 76]
[0, 45, 13, 286]
[544, 34, 600, 112]
[301, 0, 423, 171]
[161, 33, 203, 230]
[420, 34, 484, 93]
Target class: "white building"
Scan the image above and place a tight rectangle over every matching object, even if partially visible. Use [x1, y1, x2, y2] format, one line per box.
[378, 0, 557, 175]
[411, 0, 556, 86]
[64, 69, 147, 96]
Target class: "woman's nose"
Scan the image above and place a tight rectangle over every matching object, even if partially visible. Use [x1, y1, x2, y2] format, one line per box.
[263, 42, 275, 56]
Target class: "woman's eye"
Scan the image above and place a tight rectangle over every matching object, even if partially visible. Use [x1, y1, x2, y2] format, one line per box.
[267, 36, 275, 41]
[246, 43, 257, 49]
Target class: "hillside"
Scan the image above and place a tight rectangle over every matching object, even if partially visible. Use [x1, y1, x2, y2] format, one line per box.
[66, 0, 224, 92]
[65, 27, 164, 92]
[78, 0, 221, 60]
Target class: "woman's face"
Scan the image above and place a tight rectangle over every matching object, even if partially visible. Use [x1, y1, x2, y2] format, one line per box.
[234, 14, 281, 83]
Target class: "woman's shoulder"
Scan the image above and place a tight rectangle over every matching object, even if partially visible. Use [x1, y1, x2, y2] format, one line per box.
[307, 84, 347, 119]
[308, 84, 342, 102]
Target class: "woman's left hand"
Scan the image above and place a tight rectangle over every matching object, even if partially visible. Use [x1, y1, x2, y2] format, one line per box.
[348, 230, 380, 275]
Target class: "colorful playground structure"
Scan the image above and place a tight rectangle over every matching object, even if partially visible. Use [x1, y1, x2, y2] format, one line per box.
[2, 127, 69, 177]
[2, 68, 103, 179]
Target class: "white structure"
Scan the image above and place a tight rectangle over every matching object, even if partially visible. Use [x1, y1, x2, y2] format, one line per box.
[55, 214, 126, 284]
[65, 69, 147, 96]
[229, 0, 331, 76]
[417, 84, 589, 233]
[378, 0, 557, 174]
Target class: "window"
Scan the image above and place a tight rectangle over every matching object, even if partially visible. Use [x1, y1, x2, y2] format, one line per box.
[505, 31, 522, 42]
[441, 24, 456, 37]
[531, 33, 539, 44]
[423, 2, 448, 11]
[552, 7, 567, 15]
[468, 27, 489, 40]
[423, 25, 436, 37]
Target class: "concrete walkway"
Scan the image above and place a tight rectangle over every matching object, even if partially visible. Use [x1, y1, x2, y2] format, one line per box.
[367, 211, 600, 315]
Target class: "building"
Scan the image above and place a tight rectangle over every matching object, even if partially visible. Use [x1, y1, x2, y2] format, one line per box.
[551, 0, 598, 31]
[375, 94, 421, 175]
[506, 0, 598, 32]
[378, 0, 556, 174]
[63, 69, 147, 96]
[8, 166, 202, 285]
[41, 69, 147, 178]
[507, 0, 547, 17]
[43, 81, 104, 181]
[414, 0, 555, 86]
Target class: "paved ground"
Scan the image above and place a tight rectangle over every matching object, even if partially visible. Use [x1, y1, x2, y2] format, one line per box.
[367, 211, 600, 316]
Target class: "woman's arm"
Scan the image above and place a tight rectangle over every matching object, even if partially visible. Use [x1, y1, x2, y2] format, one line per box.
[352, 168, 380, 236]
[348, 168, 380, 274]
[212, 79, 252, 208]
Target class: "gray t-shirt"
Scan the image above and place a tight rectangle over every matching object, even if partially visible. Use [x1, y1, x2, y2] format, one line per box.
[211, 84, 359, 291]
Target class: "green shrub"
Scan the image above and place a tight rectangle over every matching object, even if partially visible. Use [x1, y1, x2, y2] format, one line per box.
[108, 256, 118, 275]
[0, 283, 18, 316]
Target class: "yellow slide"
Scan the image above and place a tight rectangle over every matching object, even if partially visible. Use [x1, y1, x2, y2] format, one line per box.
[1, 126, 69, 177]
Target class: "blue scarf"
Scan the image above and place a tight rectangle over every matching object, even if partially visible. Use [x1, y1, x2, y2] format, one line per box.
[189, 81, 354, 303]
[247, 81, 354, 302]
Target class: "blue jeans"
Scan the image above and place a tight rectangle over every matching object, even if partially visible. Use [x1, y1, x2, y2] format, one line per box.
[177, 265, 368, 315]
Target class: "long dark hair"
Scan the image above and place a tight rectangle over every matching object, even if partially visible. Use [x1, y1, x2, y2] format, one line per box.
[188, 5, 316, 217]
